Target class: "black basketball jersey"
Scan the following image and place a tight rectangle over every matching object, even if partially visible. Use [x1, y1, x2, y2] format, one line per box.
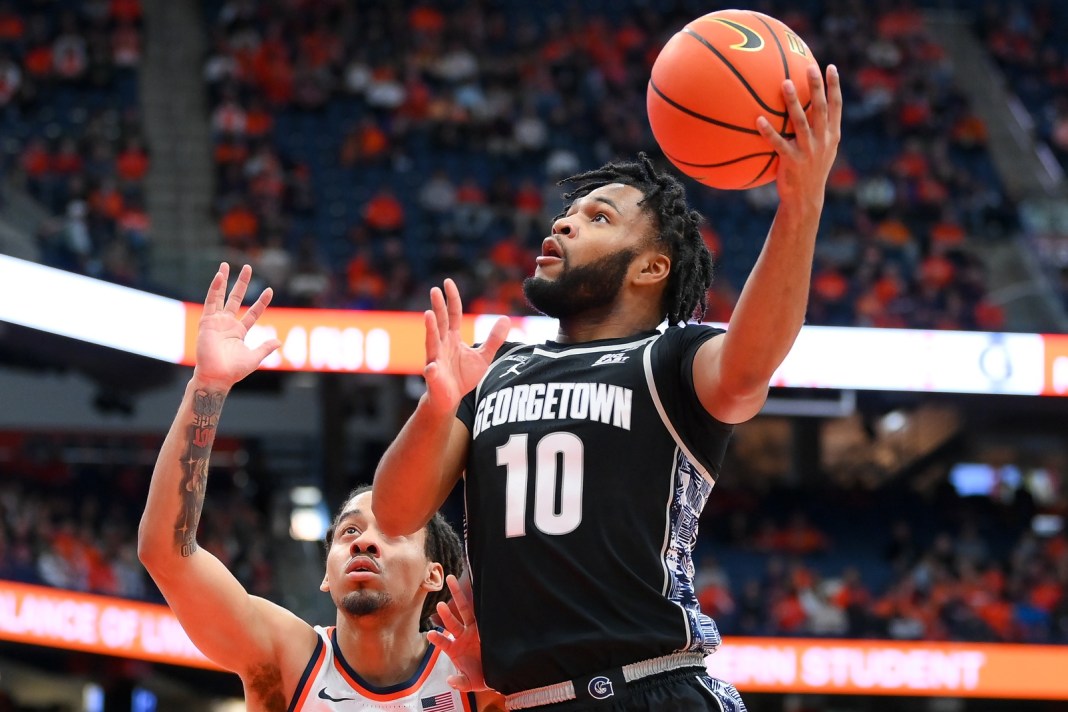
[456, 324, 734, 694]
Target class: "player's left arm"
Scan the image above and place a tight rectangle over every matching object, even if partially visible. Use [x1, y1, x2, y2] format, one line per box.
[694, 63, 842, 424]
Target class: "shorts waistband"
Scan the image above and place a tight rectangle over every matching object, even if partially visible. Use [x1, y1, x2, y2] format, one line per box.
[504, 651, 707, 710]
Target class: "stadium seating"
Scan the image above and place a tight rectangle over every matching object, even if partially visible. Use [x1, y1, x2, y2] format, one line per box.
[0, 0, 148, 286]
[198, 0, 1015, 329]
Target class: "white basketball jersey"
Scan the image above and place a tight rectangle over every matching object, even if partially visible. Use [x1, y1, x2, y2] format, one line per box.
[288, 626, 475, 711]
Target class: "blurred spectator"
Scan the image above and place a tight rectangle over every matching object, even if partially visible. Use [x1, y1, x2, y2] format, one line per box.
[363, 187, 405, 240]
[340, 117, 390, 166]
[115, 135, 149, 185]
[252, 232, 293, 290]
[219, 196, 260, 250]
[53, 13, 89, 81]
[286, 235, 333, 306]
[418, 169, 458, 217]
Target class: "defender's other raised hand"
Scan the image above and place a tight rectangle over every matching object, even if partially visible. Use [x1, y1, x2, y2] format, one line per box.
[422, 278, 510, 413]
[193, 263, 281, 391]
[427, 575, 491, 693]
[757, 63, 842, 207]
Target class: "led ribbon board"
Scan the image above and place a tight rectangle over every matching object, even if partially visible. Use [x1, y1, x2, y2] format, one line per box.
[3, 255, 1068, 395]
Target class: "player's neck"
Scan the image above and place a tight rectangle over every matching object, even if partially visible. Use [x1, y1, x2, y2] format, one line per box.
[334, 615, 429, 687]
[555, 303, 663, 344]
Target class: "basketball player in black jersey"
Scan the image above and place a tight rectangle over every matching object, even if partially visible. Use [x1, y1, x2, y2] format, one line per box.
[373, 64, 841, 710]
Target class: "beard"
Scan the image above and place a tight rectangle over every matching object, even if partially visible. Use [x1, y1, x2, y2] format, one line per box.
[523, 246, 638, 319]
[340, 590, 392, 617]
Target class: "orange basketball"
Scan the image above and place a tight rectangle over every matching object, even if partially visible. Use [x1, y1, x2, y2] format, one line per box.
[647, 9, 819, 190]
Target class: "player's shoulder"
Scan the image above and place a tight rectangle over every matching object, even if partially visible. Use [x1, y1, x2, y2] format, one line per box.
[490, 340, 531, 361]
[656, 321, 726, 350]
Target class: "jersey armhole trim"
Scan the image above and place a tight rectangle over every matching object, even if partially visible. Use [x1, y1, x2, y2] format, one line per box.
[286, 630, 326, 712]
[642, 339, 717, 487]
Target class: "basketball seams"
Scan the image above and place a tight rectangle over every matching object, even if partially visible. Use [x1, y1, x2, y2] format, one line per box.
[751, 13, 813, 119]
[736, 12, 813, 189]
[665, 149, 776, 169]
[754, 14, 791, 82]
[740, 155, 779, 189]
[648, 79, 763, 136]
[754, 13, 789, 189]
[679, 28, 788, 119]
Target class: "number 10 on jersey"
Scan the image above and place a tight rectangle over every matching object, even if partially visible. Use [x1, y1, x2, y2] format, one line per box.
[498, 432, 584, 537]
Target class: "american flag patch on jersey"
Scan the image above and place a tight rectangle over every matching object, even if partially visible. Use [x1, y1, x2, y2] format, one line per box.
[420, 692, 455, 711]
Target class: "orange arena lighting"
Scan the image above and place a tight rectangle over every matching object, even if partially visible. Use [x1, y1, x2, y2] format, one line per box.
[0, 581, 222, 671]
[707, 637, 1068, 700]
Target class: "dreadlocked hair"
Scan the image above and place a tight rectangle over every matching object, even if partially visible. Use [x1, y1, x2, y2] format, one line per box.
[420, 511, 464, 632]
[324, 485, 465, 632]
[558, 152, 714, 325]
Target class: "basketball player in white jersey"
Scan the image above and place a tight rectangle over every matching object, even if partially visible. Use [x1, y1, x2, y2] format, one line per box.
[139, 263, 504, 711]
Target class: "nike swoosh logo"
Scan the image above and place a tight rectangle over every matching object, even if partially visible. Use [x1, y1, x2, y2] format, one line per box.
[318, 687, 357, 702]
[710, 18, 764, 51]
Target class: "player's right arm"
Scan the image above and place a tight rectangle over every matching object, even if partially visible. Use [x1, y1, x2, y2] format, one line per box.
[693, 64, 841, 425]
[138, 265, 314, 678]
[373, 279, 510, 536]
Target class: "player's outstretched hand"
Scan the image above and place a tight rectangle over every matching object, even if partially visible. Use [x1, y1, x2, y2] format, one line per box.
[427, 574, 491, 693]
[423, 278, 510, 413]
[193, 263, 281, 391]
[757, 63, 842, 206]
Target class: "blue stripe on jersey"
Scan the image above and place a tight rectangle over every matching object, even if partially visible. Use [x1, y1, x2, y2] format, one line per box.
[665, 450, 722, 653]
[286, 633, 325, 712]
[330, 627, 437, 695]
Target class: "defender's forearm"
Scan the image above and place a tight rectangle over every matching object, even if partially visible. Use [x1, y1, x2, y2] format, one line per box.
[139, 377, 229, 564]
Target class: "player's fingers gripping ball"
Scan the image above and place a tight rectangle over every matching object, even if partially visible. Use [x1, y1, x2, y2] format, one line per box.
[647, 9, 819, 190]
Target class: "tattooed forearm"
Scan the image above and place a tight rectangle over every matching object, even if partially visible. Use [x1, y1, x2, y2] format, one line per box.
[174, 389, 225, 556]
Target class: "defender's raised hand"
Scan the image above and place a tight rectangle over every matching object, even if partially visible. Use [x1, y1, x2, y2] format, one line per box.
[193, 263, 281, 390]
[422, 278, 510, 413]
[757, 63, 842, 205]
[427, 575, 491, 693]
